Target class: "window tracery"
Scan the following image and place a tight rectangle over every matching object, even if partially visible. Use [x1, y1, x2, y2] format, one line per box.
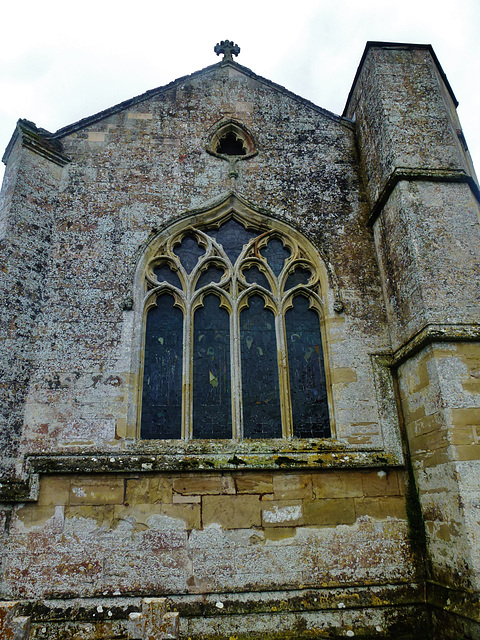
[140, 211, 331, 440]
[207, 120, 256, 159]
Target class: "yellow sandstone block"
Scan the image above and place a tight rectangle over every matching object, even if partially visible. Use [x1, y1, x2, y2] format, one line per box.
[413, 446, 449, 468]
[202, 495, 261, 529]
[114, 502, 200, 529]
[87, 132, 105, 142]
[264, 527, 296, 541]
[16, 505, 58, 528]
[273, 473, 312, 499]
[37, 475, 70, 506]
[66, 505, 115, 528]
[402, 403, 426, 424]
[235, 473, 273, 494]
[173, 475, 235, 496]
[454, 444, 480, 461]
[69, 476, 124, 505]
[312, 471, 363, 499]
[451, 408, 480, 427]
[116, 417, 127, 438]
[303, 498, 355, 526]
[331, 368, 357, 384]
[410, 412, 444, 438]
[173, 494, 201, 504]
[127, 112, 153, 120]
[361, 470, 400, 497]
[449, 425, 478, 445]
[261, 501, 303, 527]
[354, 497, 407, 520]
[410, 428, 448, 455]
[160, 503, 201, 529]
[125, 476, 173, 504]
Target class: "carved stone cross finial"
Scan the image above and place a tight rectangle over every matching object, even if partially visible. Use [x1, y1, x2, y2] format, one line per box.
[214, 40, 240, 62]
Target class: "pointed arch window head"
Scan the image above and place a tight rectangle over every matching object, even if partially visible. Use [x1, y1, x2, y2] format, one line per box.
[140, 207, 332, 441]
[216, 131, 247, 156]
[207, 121, 257, 159]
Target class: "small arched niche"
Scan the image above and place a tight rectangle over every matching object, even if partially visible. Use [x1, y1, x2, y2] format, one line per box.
[207, 120, 257, 159]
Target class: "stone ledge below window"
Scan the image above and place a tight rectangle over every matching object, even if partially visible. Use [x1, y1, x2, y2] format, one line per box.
[24, 439, 403, 475]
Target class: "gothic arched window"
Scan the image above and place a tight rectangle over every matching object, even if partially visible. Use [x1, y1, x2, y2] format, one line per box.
[139, 210, 332, 440]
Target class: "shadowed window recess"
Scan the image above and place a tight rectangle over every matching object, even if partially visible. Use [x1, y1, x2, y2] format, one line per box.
[140, 213, 331, 440]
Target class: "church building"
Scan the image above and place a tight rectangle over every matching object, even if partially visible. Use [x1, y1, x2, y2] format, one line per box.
[0, 40, 479, 639]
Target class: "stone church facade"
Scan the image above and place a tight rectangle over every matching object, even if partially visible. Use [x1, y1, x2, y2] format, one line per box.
[0, 40, 479, 639]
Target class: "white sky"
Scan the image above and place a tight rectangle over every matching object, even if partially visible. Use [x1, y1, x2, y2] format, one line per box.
[1, 0, 479, 183]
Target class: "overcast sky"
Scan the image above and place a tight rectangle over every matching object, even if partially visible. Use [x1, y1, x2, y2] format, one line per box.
[1, 0, 479, 184]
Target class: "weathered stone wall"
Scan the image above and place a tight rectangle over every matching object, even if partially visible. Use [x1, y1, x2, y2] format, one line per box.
[1, 468, 424, 638]
[1, 42, 479, 638]
[12, 63, 397, 462]
[0, 133, 64, 474]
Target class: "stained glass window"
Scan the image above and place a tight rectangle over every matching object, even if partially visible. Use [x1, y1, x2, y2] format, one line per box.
[141, 294, 183, 439]
[193, 295, 232, 438]
[286, 296, 330, 438]
[241, 296, 282, 438]
[140, 213, 331, 440]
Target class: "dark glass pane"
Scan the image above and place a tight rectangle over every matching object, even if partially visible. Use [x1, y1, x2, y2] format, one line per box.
[243, 265, 270, 290]
[240, 295, 282, 438]
[153, 263, 181, 289]
[173, 234, 205, 273]
[208, 219, 257, 264]
[196, 265, 225, 290]
[216, 131, 246, 156]
[285, 266, 311, 290]
[193, 295, 232, 438]
[141, 294, 183, 439]
[286, 296, 330, 438]
[261, 238, 290, 276]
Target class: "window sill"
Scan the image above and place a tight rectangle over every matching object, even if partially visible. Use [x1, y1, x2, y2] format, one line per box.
[25, 439, 403, 474]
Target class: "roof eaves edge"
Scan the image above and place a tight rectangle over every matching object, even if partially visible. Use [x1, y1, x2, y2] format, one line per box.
[52, 59, 352, 139]
[225, 61, 351, 127]
[51, 62, 222, 139]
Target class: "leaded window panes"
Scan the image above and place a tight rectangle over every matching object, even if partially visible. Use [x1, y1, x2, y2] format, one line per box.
[140, 214, 331, 440]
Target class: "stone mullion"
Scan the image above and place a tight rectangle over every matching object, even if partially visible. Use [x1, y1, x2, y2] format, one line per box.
[231, 274, 243, 439]
[276, 302, 293, 438]
[181, 282, 194, 439]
